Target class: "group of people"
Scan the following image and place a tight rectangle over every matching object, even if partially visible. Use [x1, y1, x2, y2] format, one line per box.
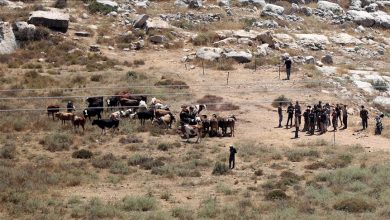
[277, 101, 385, 138]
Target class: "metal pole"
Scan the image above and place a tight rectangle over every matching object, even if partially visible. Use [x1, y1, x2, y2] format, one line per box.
[333, 130, 336, 147]
[202, 61, 205, 75]
[227, 72, 230, 85]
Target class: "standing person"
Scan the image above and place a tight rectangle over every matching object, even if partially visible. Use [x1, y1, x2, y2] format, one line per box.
[66, 101, 75, 113]
[294, 111, 301, 138]
[332, 108, 338, 131]
[277, 103, 283, 128]
[284, 57, 292, 80]
[308, 109, 316, 135]
[302, 106, 310, 132]
[325, 103, 331, 128]
[336, 104, 342, 127]
[286, 103, 294, 128]
[229, 145, 237, 169]
[342, 104, 348, 129]
[375, 113, 385, 135]
[360, 105, 369, 130]
[294, 101, 302, 126]
[320, 110, 328, 134]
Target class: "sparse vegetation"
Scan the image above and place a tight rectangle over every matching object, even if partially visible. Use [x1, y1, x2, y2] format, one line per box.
[272, 95, 291, 107]
[41, 132, 73, 152]
[212, 162, 229, 175]
[72, 149, 93, 159]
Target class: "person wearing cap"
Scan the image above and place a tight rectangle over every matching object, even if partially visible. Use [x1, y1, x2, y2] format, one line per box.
[66, 101, 75, 113]
[342, 104, 348, 129]
[284, 57, 292, 80]
[360, 105, 369, 130]
[229, 145, 237, 169]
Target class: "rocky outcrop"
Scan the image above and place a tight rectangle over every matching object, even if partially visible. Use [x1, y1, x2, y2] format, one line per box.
[196, 47, 223, 61]
[317, 1, 344, 15]
[0, 22, 17, 54]
[175, 0, 203, 8]
[28, 8, 69, 33]
[372, 11, 390, 28]
[224, 51, 252, 63]
[262, 4, 285, 15]
[149, 35, 167, 43]
[346, 10, 375, 27]
[96, 0, 118, 8]
[237, 0, 266, 7]
[12, 21, 36, 41]
[295, 34, 329, 50]
[145, 18, 172, 30]
[330, 33, 363, 45]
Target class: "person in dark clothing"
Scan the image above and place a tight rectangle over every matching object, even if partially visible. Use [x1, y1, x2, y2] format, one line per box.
[308, 109, 316, 135]
[294, 101, 301, 126]
[286, 103, 294, 128]
[66, 101, 75, 113]
[229, 146, 237, 169]
[331, 108, 338, 131]
[360, 105, 369, 130]
[320, 110, 327, 134]
[375, 113, 385, 135]
[336, 104, 342, 127]
[302, 106, 310, 132]
[342, 104, 348, 129]
[284, 57, 292, 80]
[277, 103, 283, 128]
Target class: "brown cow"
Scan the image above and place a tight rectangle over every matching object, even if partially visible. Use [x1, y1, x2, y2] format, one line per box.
[72, 116, 86, 132]
[55, 112, 75, 125]
[154, 109, 171, 118]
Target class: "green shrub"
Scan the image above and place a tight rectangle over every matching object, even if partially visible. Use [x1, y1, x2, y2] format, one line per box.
[192, 32, 218, 46]
[272, 95, 291, 108]
[134, 59, 145, 66]
[212, 162, 229, 176]
[72, 149, 93, 159]
[171, 206, 194, 220]
[84, 198, 120, 219]
[0, 144, 16, 159]
[157, 143, 169, 151]
[90, 74, 102, 82]
[88, 0, 117, 14]
[286, 149, 320, 162]
[333, 197, 375, 213]
[92, 153, 116, 169]
[109, 161, 130, 175]
[41, 132, 73, 152]
[371, 80, 389, 92]
[265, 189, 289, 201]
[54, 0, 67, 8]
[198, 197, 219, 218]
[121, 196, 157, 212]
[280, 171, 302, 185]
[326, 154, 353, 168]
[128, 154, 164, 170]
[254, 169, 263, 176]
[304, 161, 327, 170]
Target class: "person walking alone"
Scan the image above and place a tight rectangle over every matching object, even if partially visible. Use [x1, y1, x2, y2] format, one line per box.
[229, 145, 237, 169]
[360, 105, 369, 130]
[284, 57, 292, 80]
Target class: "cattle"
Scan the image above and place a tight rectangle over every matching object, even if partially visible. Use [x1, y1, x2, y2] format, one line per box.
[154, 109, 171, 118]
[153, 112, 176, 129]
[72, 116, 86, 132]
[106, 96, 120, 112]
[200, 115, 211, 136]
[83, 108, 102, 121]
[183, 122, 203, 143]
[216, 115, 236, 137]
[92, 119, 119, 135]
[209, 115, 219, 137]
[116, 91, 147, 102]
[55, 112, 74, 124]
[119, 98, 139, 110]
[109, 109, 133, 120]
[47, 105, 60, 120]
[151, 97, 164, 105]
[133, 110, 154, 126]
[192, 104, 207, 116]
[152, 103, 170, 110]
[86, 96, 104, 114]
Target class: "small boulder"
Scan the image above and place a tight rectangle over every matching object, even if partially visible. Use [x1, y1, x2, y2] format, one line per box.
[149, 35, 167, 44]
[12, 21, 36, 41]
[75, 31, 91, 37]
[371, 11, 390, 29]
[317, 1, 344, 15]
[305, 56, 315, 64]
[321, 54, 333, 65]
[28, 8, 69, 33]
[96, 0, 118, 8]
[133, 14, 149, 28]
[145, 18, 172, 30]
[237, 0, 266, 7]
[262, 4, 285, 15]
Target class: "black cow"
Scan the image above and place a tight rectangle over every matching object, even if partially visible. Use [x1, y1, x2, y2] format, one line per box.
[106, 96, 120, 112]
[120, 98, 139, 110]
[133, 110, 154, 126]
[47, 105, 60, 120]
[92, 119, 119, 135]
[83, 108, 102, 121]
[131, 95, 147, 102]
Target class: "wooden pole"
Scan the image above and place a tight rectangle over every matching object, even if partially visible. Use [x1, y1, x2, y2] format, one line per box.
[227, 72, 230, 85]
[202, 60, 205, 75]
